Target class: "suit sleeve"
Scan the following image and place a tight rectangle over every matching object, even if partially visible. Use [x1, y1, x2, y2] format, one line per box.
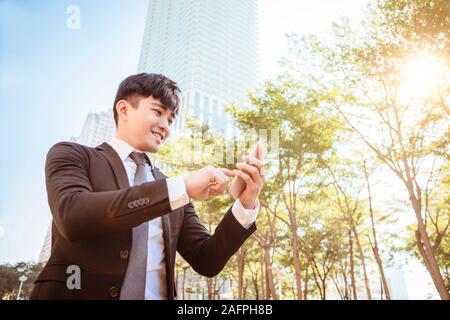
[176, 202, 256, 278]
[45, 142, 172, 241]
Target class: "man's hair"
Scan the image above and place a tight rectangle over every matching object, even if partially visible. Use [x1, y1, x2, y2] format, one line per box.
[113, 73, 181, 126]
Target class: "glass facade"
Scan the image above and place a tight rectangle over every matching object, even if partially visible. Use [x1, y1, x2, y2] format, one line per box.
[137, 0, 259, 137]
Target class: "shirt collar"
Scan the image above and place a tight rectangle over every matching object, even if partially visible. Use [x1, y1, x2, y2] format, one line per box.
[108, 136, 153, 168]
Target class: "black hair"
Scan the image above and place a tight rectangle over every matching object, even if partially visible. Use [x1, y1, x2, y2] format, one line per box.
[113, 73, 181, 126]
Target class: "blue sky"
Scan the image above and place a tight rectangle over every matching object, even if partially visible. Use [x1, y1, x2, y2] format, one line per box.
[0, 0, 439, 299]
[0, 0, 148, 263]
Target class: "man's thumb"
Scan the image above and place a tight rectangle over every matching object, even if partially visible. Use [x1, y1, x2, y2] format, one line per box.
[219, 168, 235, 177]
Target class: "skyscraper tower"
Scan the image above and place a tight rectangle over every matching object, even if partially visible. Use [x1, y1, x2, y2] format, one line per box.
[74, 111, 116, 147]
[137, 0, 259, 138]
[38, 224, 52, 264]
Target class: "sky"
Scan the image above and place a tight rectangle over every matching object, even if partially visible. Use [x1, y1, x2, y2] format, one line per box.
[0, 0, 149, 263]
[0, 0, 440, 299]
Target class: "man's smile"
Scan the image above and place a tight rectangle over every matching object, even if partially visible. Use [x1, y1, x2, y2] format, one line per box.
[150, 130, 164, 143]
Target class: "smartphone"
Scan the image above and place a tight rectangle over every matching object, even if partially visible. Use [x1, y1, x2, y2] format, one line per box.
[228, 141, 266, 199]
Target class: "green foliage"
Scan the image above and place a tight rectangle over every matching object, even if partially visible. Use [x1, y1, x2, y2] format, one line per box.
[164, 0, 449, 299]
[0, 261, 43, 300]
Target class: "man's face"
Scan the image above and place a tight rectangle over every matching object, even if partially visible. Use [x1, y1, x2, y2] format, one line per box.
[121, 95, 175, 153]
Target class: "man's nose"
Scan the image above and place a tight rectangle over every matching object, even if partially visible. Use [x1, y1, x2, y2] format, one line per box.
[158, 116, 169, 132]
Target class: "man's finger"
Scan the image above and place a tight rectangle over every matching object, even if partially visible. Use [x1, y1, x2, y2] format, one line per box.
[232, 169, 255, 187]
[236, 162, 261, 185]
[217, 168, 230, 182]
[209, 168, 228, 185]
[209, 189, 223, 196]
[219, 168, 236, 177]
[243, 155, 265, 180]
[243, 155, 263, 170]
[210, 181, 227, 194]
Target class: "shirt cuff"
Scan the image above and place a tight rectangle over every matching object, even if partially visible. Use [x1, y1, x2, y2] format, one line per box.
[167, 176, 190, 210]
[231, 198, 260, 229]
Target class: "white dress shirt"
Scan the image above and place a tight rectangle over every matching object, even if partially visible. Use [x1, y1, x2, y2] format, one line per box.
[108, 137, 259, 300]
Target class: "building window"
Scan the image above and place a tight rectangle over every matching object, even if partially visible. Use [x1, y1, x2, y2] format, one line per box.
[203, 96, 210, 125]
[194, 92, 200, 116]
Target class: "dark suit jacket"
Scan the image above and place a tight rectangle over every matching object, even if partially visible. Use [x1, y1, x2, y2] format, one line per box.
[30, 141, 256, 300]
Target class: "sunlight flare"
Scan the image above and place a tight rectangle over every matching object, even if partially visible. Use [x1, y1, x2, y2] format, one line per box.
[398, 53, 447, 103]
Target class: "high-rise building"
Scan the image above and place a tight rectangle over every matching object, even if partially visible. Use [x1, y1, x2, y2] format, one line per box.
[138, 0, 259, 138]
[385, 267, 409, 300]
[74, 111, 116, 147]
[38, 224, 52, 264]
[38, 111, 116, 264]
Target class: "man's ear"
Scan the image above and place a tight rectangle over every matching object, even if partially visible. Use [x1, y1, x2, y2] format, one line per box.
[116, 100, 129, 123]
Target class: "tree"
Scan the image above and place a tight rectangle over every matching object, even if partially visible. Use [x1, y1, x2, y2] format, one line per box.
[228, 78, 340, 299]
[327, 159, 373, 300]
[281, 0, 449, 299]
[157, 113, 237, 299]
[253, 180, 283, 300]
[362, 160, 392, 299]
[302, 197, 348, 299]
[405, 160, 450, 291]
[0, 262, 43, 300]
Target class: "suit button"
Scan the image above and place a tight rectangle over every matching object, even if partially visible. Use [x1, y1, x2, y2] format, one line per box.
[128, 202, 134, 209]
[109, 286, 119, 298]
[144, 197, 150, 205]
[119, 249, 129, 260]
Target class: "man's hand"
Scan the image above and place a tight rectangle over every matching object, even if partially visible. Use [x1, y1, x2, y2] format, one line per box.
[184, 166, 235, 200]
[232, 155, 265, 209]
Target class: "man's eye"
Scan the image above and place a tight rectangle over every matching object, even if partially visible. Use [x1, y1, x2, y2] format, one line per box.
[153, 109, 162, 116]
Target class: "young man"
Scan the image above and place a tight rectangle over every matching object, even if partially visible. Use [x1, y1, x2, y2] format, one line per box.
[31, 73, 264, 300]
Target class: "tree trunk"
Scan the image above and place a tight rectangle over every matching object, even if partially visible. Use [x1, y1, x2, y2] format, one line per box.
[311, 265, 325, 299]
[342, 262, 350, 300]
[260, 258, 266, 299]
[182, 268, 187, 300]
[331, 269, 348, 300]
[213, 277, 217, 300]
[348, 228, 357, 300]
[252, 275, 259, 300]
[303, 262, 310, 300]
[263, 246, 278, 299]
[289, 210, 303, 300]
[363, 161, 391, 300]
[207, 277, 213, 300]
[237, 246, 246, 299]
[265, 258, 270, 300]
[373, 246, 391, 300]
[243, 279, 248, 300]
[322, 279, 327, 300]
[408, 186, 450, 299]
[351, 223, 372, 300]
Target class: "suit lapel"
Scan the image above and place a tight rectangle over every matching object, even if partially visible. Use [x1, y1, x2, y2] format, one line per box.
[96, 144, 175, 299]
[151, 166, 175, 299]
[96, 142, 130, 189]
[97, 142, 173, 241]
